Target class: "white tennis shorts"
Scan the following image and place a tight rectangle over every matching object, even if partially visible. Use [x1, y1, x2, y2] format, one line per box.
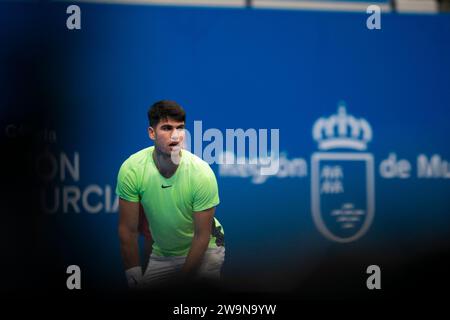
[142, 246, 225, 286]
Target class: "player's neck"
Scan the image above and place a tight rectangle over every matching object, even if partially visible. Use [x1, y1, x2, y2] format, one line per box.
[153, 148, 180, 178]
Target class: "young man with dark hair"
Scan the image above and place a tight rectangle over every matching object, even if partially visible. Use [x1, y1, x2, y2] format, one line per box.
[116, 100, 225, 288]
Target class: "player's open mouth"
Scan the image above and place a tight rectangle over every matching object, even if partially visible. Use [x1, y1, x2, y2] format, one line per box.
[169, 142, 179, 147]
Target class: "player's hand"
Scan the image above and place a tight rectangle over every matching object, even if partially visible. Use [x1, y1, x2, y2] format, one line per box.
[125, 266, 143, 288]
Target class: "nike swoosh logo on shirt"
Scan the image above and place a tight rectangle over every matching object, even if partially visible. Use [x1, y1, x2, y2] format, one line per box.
[161, 185, 172, 188]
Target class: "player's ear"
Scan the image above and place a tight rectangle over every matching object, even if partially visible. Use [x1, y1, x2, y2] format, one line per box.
[148, 126, 155, 140]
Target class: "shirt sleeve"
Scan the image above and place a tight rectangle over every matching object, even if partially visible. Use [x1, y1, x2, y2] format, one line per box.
[115, 160, 140, 202]
[192, 165, 220, 212]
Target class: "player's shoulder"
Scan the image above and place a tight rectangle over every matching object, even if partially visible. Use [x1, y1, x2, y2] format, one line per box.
[120, 146, 153, 171]
[183, 149, 210, 168]
[182, 149, 215, 175]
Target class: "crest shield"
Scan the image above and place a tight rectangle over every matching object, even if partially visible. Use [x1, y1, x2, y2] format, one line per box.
[311, 152, 375, 243]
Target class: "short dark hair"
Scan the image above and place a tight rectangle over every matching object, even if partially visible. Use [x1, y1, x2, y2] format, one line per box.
[147, 100, 186, 128]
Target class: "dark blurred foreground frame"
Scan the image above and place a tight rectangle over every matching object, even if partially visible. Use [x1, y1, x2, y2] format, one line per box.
[1, 1, 450, 310]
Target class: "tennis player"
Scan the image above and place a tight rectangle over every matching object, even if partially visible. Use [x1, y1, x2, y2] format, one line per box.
[117, 100, 225, 288]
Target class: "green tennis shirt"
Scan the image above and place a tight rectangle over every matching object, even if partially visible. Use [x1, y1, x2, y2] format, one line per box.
[116, 146, 223, 257]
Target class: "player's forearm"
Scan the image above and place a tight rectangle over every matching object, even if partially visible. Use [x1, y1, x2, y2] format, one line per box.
[181, 233, 210, 276]
[118, 227, 141, 269]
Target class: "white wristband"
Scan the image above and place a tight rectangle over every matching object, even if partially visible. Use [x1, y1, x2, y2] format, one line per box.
[125, 266, 143, 288]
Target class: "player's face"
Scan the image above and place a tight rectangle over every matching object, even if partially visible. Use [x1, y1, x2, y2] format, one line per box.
[148, 118, 185, 156]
